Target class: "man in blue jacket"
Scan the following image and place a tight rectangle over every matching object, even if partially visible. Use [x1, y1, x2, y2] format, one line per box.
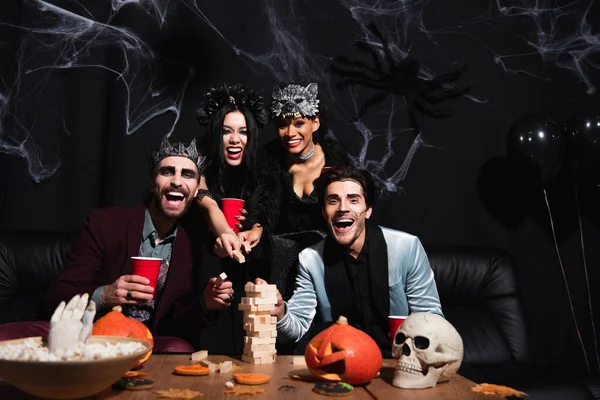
[256, 166, 443, 353]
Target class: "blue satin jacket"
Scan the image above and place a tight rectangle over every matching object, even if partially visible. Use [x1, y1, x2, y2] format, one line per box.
[276, 226, 443, 342]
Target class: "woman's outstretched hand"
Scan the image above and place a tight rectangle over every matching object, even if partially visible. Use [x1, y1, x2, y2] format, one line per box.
[214, 231, 241, 258]
[237, 223, 263, 253]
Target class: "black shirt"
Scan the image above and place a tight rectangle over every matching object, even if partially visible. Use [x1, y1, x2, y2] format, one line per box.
[341, 233, 392, 356]
[343, 237, 372, 332]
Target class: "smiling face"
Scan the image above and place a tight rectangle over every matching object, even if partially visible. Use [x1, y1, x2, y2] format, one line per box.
[222, 111, 248, 167]
[323, 180, 372, 257]
[276, 115, 320, 158]
[150, 156, 199, 220]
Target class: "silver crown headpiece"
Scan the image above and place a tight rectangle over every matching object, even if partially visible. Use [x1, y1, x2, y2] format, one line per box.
[271, 83, 319, 119]
[152, 136, 206, 172]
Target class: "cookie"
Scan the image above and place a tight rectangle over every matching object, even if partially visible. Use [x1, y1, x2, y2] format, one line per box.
[312, 382, 354, 397]
[122, 370, 150, 378]
[112, 376, 154, 391]
[155, 388, 204, 398]
[472, 383, 527, 398]
[173, 364, 210, 376]
[233, 373, 271, 385]
[223, 386, 267, 396]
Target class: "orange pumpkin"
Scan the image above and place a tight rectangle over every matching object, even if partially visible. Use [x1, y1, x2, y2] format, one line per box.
[305, 315, 382, 385]
[92, 306, 154, 367]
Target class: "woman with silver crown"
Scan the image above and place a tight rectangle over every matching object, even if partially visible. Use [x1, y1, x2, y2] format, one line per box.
[265, 83, 350, 234]
[261, 84, 350, 351]
[190, 83, 275, 354]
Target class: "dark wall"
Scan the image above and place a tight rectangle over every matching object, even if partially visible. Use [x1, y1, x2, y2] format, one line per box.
[1, 0, 599, 373]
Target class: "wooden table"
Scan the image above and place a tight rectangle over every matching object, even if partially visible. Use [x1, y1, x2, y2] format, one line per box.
[365, 359, 500, 400]
[1, 355, 500, 399]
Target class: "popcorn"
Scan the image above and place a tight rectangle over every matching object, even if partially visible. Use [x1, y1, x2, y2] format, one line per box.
[0, 338, 146, 362]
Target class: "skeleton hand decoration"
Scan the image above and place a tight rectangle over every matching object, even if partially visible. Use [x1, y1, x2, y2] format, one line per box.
[392, 313, 463, 389]
[48, 294, 96, 353]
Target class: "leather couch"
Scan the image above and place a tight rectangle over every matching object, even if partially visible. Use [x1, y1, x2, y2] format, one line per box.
[429, 246, 598, 399]
[1, 230, 597, 399]
[0, 230, 72, 324]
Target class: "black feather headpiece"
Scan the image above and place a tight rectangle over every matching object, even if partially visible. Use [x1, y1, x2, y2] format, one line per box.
[196, 83, 269, 127]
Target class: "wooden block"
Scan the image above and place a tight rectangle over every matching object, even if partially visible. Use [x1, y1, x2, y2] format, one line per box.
[244, 283, 277, 293]
[243, 315, 270, 325]
[242, 242, 251, 254]
[241, 297, 277, 305]
[244, 342, 276, 351]
[215, 272, 227, 286]
[241, 354, 258, 364]
[232, 249, 245, 263]
[246, 329, 277, 338]
[244, 323, 276, 332]
[238, 304, 257, 311]
[242, 354, 276, 364]
[238, 303, 274, 312]
[252, 304, 273, 311]
[245, 349, 277, 358]
[191, 350, 208, 361]
[219, 361, 232, 373]
[270, 316, 278, 324]
[244, 342, 276, 352]
[254, 284, 277, 292]
[198, 359, 218, 372]
[243, 311, 272, 319]
[245, 290, 277, 299]
[244, 336, 276, 345]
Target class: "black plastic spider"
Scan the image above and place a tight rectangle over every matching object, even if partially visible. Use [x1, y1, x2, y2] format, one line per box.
[331, 22, 469, 132]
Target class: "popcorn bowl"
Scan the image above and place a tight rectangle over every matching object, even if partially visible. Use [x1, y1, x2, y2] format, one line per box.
[0, 336, 152, 399]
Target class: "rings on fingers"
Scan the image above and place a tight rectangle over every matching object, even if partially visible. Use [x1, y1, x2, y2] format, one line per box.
[224, 291, 234, 304]
[126, 290, 133, 300]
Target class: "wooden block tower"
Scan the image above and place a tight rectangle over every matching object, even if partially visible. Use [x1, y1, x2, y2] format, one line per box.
[239, 283, 278, 364]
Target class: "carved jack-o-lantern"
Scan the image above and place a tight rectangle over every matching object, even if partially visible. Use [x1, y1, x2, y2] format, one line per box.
[92, 306, 154, 367]
[305, 316, 382, 385]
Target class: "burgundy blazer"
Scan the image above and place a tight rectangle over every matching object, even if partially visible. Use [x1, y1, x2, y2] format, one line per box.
[45, 203, 213, 342]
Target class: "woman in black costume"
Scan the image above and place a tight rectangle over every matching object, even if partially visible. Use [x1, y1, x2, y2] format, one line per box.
[193, 83, 273, 354]
[261, 83, 350, 316]
[264, 83, 350, 235]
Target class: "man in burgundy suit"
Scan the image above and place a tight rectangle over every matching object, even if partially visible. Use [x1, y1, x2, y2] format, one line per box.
[0, 136, 234, 352]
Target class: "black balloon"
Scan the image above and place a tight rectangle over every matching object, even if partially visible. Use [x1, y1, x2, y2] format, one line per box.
[506, 114, 565, 187]
[565, 105, 600, 183]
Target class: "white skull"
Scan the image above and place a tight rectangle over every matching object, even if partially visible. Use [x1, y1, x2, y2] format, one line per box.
[391, 312, 463, 389]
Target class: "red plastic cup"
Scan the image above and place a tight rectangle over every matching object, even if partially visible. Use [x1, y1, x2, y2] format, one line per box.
[321, 166, 335, 174]
[131, 257, 161, 291]
[221, 198, 245, 233]
[389, 315, 407, 341]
